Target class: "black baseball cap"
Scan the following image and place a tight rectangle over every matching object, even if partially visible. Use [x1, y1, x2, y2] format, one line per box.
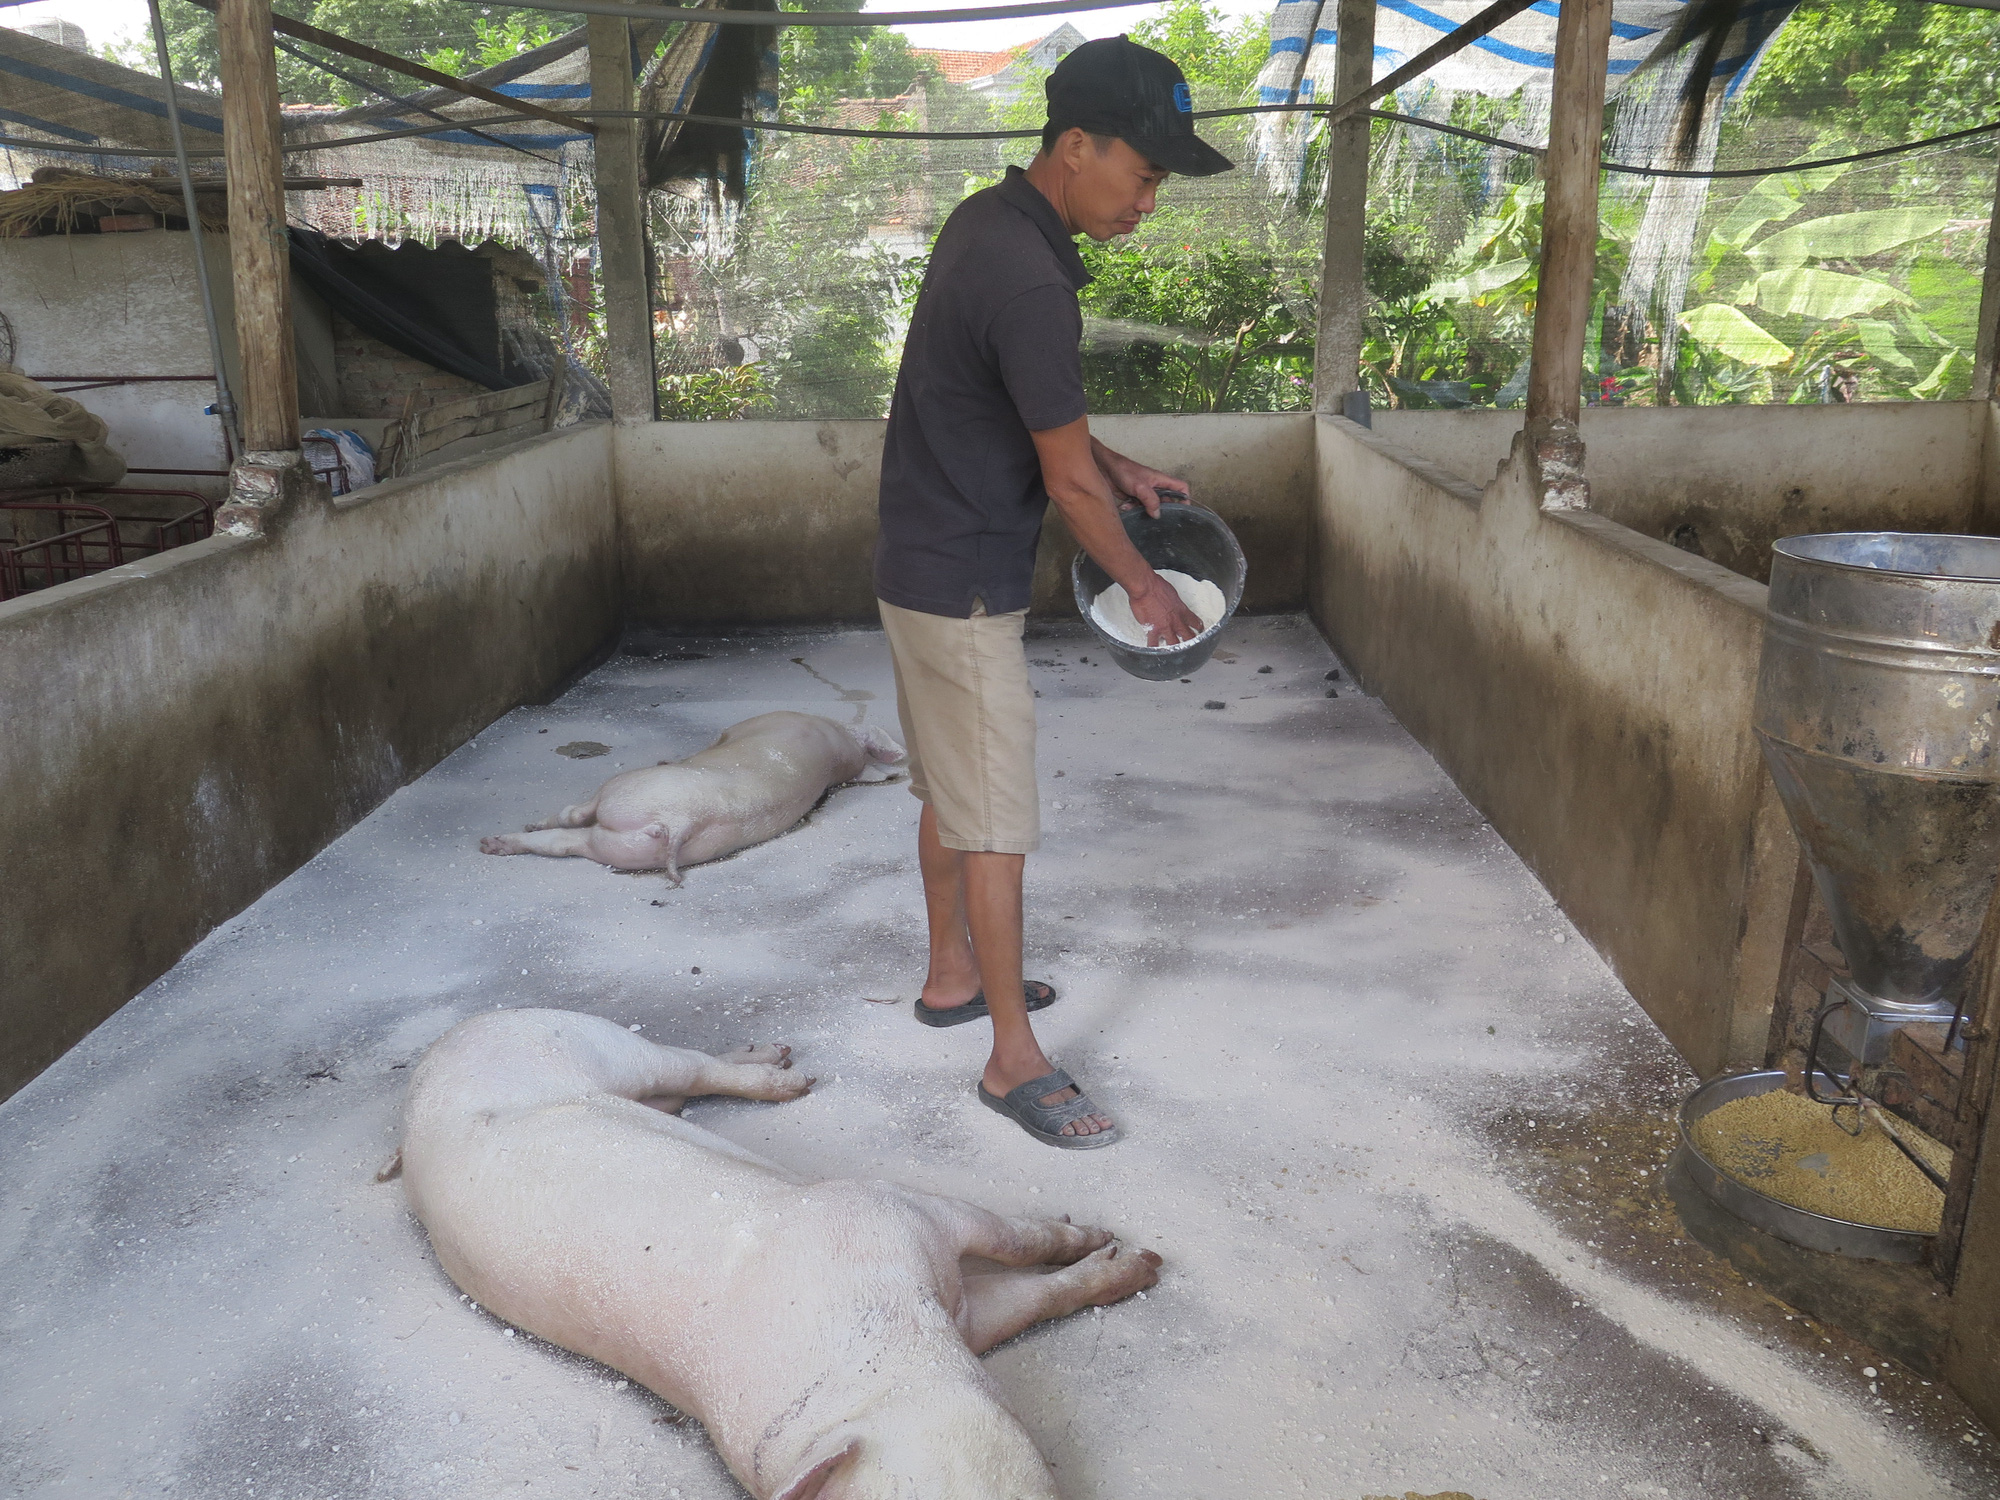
[1045, 36, 1234, 178]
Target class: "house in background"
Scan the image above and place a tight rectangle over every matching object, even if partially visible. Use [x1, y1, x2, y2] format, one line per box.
[910, 23, 1086, 105]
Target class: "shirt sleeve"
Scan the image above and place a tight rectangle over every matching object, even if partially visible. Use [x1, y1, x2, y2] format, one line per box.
[988, 283, 1087, 433]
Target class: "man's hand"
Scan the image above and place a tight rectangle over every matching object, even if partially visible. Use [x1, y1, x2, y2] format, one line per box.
[1126, 571, 1205, 647]
[1094, 444, 1188, 518]
[1031, 417, 1206, 646]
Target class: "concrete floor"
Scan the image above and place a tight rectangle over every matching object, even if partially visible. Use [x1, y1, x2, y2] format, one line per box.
[2, 615, 1994, 1500]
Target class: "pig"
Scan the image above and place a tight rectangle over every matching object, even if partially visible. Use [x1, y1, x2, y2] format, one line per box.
[397, 1008, 1161, 1500]
[479, 710, 904, 884]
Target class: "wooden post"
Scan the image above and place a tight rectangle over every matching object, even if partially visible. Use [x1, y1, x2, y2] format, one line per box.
[216, 0, 298, 452]
[1524, 0, 1612, 434]
[589, 16, 656, 421]
[1971, 141, 2000, 402]
[1313, 0, 1377, 415]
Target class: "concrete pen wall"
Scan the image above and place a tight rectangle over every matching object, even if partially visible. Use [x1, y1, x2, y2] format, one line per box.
[1373, 402, 1992, 583]
[0, 424, 618, 1100]
[1312, 414, 1802, 1076]
[616, 411, 1314, 629]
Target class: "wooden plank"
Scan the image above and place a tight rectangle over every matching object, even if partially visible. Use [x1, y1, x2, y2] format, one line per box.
[402, 380, 557, 458]
[418, 410, 546, 451]
[591, 17, 657, 421]
[410, 381, 552, 436]
[217, 0, 299, 452]
[1936, 881, 2000, 1286]
[1524, 0, 1612, 429]
[1760, 854, 1816, 1068]
[1312, 0, 1376, 413]
[1940, 867, 2000, 1425]
[185, 0, 592, 136]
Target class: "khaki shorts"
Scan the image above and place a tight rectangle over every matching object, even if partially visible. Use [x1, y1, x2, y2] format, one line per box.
[878, 597, 1039, 854]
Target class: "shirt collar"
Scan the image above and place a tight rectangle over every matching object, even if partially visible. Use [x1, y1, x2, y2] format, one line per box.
[997, 165, 1093, 289]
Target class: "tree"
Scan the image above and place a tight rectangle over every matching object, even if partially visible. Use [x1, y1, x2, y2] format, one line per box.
[112, 1, 576, 108]
[779, 0, 920, 110]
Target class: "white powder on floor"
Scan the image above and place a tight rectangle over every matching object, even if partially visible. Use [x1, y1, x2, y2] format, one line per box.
[1090, 569, 1227, 648]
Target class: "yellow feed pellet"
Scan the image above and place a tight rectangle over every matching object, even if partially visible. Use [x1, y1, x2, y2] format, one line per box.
[1694, 1087, 1951, 1234]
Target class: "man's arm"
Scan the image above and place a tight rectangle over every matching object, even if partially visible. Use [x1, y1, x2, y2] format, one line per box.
[1031, 416, 1203, 647]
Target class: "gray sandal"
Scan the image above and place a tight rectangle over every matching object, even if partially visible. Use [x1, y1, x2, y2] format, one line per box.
[915, 980, 1057, 1028]
[977, 1067, 1122, 1150]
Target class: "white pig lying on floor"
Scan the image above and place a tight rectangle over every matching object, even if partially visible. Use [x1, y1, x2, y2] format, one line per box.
[479, 710, 903, 884]
[398, 1009, 1160, 1500]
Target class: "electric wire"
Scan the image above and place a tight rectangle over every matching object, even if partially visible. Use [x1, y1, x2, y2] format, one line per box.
[9, 106, 2000, 183]
[268, 34, 565, 167]
[398, 0, 1166, 27]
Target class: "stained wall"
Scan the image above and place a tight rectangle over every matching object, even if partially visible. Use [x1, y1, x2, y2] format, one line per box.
[615, 412, 1314, 627]
[0, 424, 617, 1098]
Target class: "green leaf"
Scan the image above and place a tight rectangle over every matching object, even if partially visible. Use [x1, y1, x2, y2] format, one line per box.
[1906, 255, 1984, 348]
[1911, 349, 1964, 399]
[1737, 268, 1909, 319]
[1853, 319, 1917, 371]
[1713, 178, 1803, 249]
[1747, 209, 1950, 270]
[1679, 304, 1796, 367]
[1425, 257, 1532, 302]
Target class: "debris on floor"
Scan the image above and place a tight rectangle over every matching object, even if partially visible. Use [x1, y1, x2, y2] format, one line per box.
[0, 617, 1991, 1500]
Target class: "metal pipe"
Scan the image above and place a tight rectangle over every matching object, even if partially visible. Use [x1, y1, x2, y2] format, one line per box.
[147, 0, 242, 458]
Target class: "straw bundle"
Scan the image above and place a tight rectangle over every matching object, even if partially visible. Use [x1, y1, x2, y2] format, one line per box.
[0, 169, 229, 238]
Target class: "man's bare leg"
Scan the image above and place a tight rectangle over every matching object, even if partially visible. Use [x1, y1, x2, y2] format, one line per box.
[916, 804, 981, 1011]
[963, 847, 1112, 1137]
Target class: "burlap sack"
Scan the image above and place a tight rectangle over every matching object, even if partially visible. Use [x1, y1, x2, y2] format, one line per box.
[0, 371, 126, 484]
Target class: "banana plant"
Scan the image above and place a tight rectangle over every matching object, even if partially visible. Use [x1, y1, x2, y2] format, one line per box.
[1675, 162, 1965, 402]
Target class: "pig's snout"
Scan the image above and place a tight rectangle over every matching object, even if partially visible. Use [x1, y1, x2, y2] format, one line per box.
[854, 725, 906, 766]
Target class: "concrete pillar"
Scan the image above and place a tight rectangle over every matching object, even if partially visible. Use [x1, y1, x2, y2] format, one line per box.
[1313, 0, 1377, 415]
[1523, 0, 1611, 508]
[216, 0, 297, 454]
[589, 17, 656, 421]
[1972, 142, 2000, 402]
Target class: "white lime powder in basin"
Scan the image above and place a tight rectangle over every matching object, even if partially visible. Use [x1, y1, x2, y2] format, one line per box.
[1090, 569, 1227, 648]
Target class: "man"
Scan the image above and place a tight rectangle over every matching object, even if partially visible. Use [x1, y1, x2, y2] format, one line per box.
[873, 37, 1233, 1149]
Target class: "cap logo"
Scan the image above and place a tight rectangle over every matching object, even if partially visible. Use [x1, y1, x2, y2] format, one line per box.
[1173, 82, 1192, 113]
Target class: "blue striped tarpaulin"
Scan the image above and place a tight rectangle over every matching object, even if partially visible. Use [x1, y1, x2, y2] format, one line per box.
[1252, 0, 1797, 189]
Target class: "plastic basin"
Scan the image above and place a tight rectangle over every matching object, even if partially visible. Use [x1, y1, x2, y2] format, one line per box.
[1069, 500, 1247, 682]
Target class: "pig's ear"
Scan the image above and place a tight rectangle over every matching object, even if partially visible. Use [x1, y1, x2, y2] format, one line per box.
[776, 1439, 860, 1500]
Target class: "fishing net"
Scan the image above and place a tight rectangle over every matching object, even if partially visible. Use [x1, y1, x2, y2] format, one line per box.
[644, 0, 2000, 417]
[3, 0, 1994, 417]
[1256, 0, 2000, 410]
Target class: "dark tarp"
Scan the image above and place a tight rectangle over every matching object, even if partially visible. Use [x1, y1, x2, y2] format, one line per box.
[287, 229, 514, 390]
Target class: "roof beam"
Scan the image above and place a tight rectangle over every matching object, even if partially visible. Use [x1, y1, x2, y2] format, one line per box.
[181, 0, 595, 136]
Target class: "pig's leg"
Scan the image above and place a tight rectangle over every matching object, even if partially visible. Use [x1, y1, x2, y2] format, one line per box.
[525, 794, 599, 833]
[960, 1245, 1164, 1354]
[479, 828, 596, 858]
[635, 1042, 813, 1114]
[915, 1196, 1110, 1267]
[482, 823, 684, 876]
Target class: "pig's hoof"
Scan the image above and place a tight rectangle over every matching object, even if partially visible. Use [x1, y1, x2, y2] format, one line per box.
[479, 836, 516, 855]
[721, 1041, 791, 1067]
[1044, 1221, 1113, 1263]
[1084, 1241, 1163, 1305]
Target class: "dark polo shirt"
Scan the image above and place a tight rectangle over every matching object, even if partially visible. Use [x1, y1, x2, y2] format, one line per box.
[874, 166, 1091, 618]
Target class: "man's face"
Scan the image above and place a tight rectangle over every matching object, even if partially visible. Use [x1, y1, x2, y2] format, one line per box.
[1056, 130, 1171, 241]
